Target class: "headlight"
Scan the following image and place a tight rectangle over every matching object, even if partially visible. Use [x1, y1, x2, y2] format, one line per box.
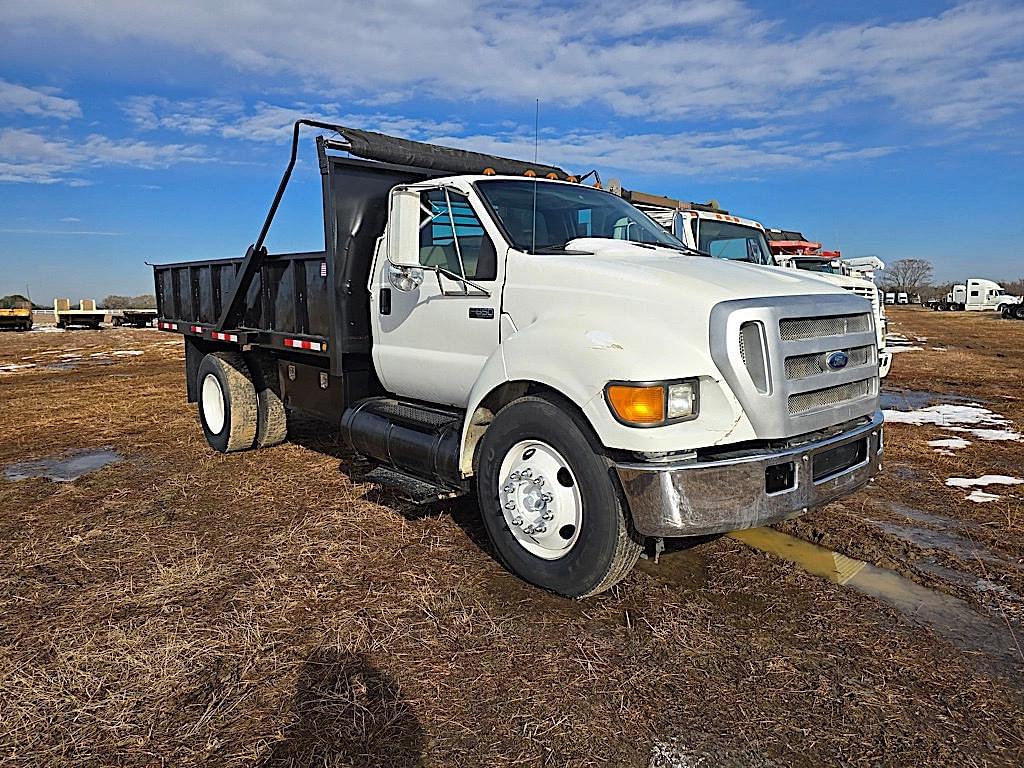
[605, 379, 699, 427]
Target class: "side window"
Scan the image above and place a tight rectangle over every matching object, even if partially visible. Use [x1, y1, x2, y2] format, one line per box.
[418, 189, 497, 281]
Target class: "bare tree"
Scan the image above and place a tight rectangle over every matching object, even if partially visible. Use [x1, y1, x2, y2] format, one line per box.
[881, 259, 933, 295]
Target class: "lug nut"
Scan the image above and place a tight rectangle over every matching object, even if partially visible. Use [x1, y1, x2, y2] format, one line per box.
[503, 484, 514, 493]
[504, 501, 516, 510]
[534, 524, 547, 534]
[532, 478, 544, 486]
[523, 525, 534, 535]
[521, 468, 532, 478]
[511, 517, 523, 526]
[541, 493, 553, 503]
[541, 511, 554, 521]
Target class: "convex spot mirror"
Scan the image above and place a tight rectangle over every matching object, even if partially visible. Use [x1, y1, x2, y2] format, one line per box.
[386, 187, 423, 268]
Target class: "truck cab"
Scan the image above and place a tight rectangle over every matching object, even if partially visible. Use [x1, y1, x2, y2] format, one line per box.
[153, 122, 883, 598]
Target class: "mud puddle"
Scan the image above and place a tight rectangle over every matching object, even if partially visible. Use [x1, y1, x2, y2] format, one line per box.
[866, 518, 1005, 563]
[4, 447, 123, 482]
[728, 528, 1023, 676]
[880, 388, 975, 411]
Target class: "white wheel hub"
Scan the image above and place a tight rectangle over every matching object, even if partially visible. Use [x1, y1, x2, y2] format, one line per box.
[498, 440, 582, 560]
[201, 373, 226, 434]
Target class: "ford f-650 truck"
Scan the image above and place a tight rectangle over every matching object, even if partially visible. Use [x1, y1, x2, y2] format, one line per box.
[153, 121, 882, 597]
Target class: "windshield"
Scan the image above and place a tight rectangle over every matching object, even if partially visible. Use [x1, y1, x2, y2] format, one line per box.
[697, 220, 774, 265]
[476, 180, 686, 253]
[792, 259, 841, 274]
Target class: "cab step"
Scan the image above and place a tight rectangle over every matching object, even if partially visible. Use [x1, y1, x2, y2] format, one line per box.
[364, 466, 466, 506]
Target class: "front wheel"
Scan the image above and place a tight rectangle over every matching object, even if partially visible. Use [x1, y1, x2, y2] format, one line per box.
[475, 396, 642, 598]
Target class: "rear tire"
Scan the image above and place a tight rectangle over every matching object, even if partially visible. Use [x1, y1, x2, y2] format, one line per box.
[475, 395, 642, 598]
[1014, 305, 1024, 321]
[245, 352, 288, 448]
[197, 352, 258, 453]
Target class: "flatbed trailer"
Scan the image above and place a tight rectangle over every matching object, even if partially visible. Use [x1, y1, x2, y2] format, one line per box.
[112, 309, 158, 327]
[54, 298, 106, 329]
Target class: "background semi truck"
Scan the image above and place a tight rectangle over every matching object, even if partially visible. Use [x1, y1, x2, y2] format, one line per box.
[608, 187, 891, 379]
[153, 121, 883, 597]
[927, 278, 1023, 316]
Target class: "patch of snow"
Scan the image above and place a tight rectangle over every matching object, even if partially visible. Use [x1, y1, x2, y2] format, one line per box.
[928, 437, 971, 450]
[111, 350, 143, 356]
[0, 363, 36, 373]
[884, 403, 1022, 442]
[966, 490, 1001, 503]
[30, 325, 65, 333]
[945, 475, 1023, 488]
[888, 345, 923, 354]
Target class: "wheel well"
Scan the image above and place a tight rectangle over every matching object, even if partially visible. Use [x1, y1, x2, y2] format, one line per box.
[461, 381, 590, 476]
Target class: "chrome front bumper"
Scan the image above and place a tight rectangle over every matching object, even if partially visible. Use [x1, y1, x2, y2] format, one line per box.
[615, 412, 883, 538]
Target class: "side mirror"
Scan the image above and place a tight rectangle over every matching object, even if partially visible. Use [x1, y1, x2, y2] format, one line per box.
[387, 188, 423, 267]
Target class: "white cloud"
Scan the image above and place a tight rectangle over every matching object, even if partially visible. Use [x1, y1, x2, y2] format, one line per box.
[121, 97, 464, 143]
[5, 1, 1024, 132]
[59, 217, 81, 222]
[0, 128, 206, 185]
[0, 79, 81, 120]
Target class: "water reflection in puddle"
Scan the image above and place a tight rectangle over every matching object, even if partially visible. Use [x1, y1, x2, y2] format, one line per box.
[880, 388, 975, 411]
[729, 528, 1023, 675]
[4, 448, 123, 482]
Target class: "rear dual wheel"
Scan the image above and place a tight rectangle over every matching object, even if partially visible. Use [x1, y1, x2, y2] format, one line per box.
[197, 352, 287, 453]
[475, 396, 642, 598]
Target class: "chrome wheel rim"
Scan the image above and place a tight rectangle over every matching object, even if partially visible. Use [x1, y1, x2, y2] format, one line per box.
[497, 439, 582, 560]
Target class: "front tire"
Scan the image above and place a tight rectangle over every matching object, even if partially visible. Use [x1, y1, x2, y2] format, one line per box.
[197, 352, 258, 453]
[475, 396, 642, 598]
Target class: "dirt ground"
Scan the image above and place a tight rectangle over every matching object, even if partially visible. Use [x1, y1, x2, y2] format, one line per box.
[1, 312, 1022, 767]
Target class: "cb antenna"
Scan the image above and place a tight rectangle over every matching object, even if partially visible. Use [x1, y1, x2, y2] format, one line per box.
[531, 98, 540, 253]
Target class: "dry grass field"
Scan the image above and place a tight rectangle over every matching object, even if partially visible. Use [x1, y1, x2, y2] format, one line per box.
[1, 309, 1022, 767]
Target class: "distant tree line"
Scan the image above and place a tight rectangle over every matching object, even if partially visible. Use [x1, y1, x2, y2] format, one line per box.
[878, 259, 1023, 301]
[101, 294, 157, 309]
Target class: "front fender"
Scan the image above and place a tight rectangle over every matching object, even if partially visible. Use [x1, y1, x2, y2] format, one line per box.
[459, 313, 755, 472]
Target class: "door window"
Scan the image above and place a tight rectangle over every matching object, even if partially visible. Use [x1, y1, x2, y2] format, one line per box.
[419, 189, 497, 280]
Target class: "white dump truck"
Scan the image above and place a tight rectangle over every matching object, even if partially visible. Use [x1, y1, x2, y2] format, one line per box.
[154, 122, 883, 597]
[929, 278, 1022, 317]
[609, 189, 891, 379]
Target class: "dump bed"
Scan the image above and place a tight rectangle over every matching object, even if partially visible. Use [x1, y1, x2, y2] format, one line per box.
[154, 250, 332, 350]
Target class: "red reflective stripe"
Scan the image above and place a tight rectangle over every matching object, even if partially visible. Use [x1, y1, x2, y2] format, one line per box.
[211, 331, 238, 342]
[158, 321, 178, 331]
[284, 338, 324, 351]
[191, 325, 202, 333]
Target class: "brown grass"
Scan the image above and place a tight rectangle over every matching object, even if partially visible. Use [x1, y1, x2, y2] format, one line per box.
[1, 323, 1023, 767]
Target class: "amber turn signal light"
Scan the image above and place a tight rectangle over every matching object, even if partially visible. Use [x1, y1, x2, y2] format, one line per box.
[606, 385, 665, 425]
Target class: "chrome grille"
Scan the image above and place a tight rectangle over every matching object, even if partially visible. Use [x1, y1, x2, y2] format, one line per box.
[784, 345, 874, 380]
[711, 294, 880, 439]
[789, 379, 876, 415]
[779, 313, 871, 341]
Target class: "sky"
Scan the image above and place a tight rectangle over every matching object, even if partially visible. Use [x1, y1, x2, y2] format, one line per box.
[1, 0, 1022, 301]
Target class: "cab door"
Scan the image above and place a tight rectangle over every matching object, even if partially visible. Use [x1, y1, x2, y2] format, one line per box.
[370, 184, 504, 407]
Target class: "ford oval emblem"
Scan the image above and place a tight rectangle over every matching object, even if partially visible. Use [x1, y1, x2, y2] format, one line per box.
[826, 351, 850, 370]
